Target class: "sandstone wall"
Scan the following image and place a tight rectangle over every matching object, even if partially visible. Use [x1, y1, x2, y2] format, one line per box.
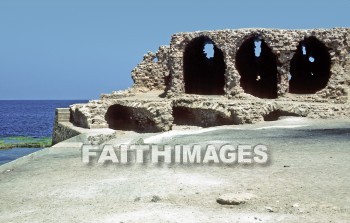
[167, 28, 350, 103]
[130, 46, 170, 92]
[70, 96, 173, 131]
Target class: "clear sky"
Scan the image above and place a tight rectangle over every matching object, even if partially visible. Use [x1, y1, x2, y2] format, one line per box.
[0, 0, 349, 100]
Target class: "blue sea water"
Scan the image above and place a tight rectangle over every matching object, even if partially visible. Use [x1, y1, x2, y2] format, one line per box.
[0, 100, 87, 137]
[0, 100, 87, 165]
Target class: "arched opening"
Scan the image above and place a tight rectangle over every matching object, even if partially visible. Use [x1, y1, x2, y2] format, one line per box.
[289, 36, 331, 94]
[105, 104, 158, 132]
[172, 106, 233, 127]
[263, 110, 301, 121]
[235, 35, 278, 99]
[183, 36, 226, 95]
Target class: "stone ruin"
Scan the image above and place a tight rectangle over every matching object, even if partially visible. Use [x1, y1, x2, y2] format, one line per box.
[67, 28, 350, 133]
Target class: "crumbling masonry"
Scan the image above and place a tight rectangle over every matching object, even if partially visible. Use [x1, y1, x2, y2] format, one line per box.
[60, 28, 350, 135]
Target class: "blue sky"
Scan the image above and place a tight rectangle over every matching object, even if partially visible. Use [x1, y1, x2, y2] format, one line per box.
[0, 0, 349, 99]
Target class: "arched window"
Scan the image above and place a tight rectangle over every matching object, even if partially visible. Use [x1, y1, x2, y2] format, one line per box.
[183, 36, 226, 95]
[289, 36, 331, 94]
[235, 35, 278, 99]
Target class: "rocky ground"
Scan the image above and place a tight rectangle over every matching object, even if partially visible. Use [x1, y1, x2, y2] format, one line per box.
[0, 117, 349, 223]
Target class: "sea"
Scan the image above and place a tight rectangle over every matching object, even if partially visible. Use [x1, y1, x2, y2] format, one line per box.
[0, 100, 87, 165]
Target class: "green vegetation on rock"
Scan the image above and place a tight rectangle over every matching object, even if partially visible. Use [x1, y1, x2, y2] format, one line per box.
[0, 137, 52, 149]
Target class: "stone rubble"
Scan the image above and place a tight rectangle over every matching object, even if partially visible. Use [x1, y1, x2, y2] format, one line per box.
[216, 192, 257, 205]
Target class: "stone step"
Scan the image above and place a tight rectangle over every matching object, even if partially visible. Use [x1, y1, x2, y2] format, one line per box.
[56, 108, 71, 122]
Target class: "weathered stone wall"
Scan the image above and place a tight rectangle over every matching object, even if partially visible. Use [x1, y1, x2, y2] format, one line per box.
[52, 122, 82, 145]
[52, 108, 82, 144]
[71, 101, 108, 129]
[130, 46, 170, 92]
[167, 28, 350, 103]
[70, 95, 173, 131]
[171, 94, 350, 126]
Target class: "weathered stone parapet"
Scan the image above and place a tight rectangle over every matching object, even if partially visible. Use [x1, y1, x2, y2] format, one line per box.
[70, 94, 173, 132]
[171, 96, 350, 127]
[52, 122, 82, 145]
[52, 108, 82, 144]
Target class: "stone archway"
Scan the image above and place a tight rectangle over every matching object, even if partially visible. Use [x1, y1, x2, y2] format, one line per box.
[289, 36, 331, 94]
[235, 35, 278, 99]
[183, 36, 226, 95]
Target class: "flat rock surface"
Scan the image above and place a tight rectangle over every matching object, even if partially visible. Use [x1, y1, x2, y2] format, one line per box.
[0, 118, 349, 223]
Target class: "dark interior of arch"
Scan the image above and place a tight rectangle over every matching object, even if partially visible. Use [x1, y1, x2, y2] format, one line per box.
[105, 104, 157, 132]
[289, 36, 331, 94]
[183, 36, 226, 95]
[172, 106, 233, 127]
[263, 110, 300, 121]
[235, 36, 278, 99]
